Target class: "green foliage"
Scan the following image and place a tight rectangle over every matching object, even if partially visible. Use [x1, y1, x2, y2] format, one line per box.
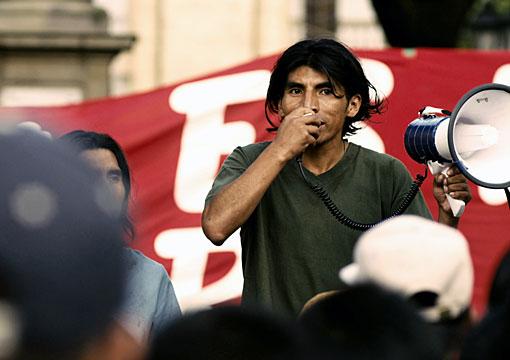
[467, 0, 510, 21]
[492, 0, 510, 13]
[460, 0, 510, 48]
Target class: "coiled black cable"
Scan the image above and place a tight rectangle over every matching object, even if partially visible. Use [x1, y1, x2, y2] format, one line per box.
[297, 157, 428, 231]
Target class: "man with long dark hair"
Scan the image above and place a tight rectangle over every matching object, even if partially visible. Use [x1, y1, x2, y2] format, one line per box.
[202, 38, 471, 316]
[59, 131, 181, 345]
[0, 128, 134, 360]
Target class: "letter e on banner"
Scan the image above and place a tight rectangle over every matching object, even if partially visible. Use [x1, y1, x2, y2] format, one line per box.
[169, 70, 271, 214]
[162, 70, 270, 309]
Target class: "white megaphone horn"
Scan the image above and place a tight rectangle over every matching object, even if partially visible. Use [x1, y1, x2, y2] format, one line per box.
[405, 83, 510, 217]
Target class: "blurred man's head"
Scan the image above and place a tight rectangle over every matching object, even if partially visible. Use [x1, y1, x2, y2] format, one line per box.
[58, 130, 134, 240]
[149, 306, 323, 360]
[488, 249, 510, 310]
[0, 127, 127, 359]
[299, 284, 442, 360]
[339, 215, 473, 322]
[460, 248, 510, 359]
[460, 295, 510, 360]
[339, 215, 474, 358]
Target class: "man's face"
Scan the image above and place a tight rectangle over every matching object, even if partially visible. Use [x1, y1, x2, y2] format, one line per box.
[80, 148, 126, 214]
[279, 65, 360, 146]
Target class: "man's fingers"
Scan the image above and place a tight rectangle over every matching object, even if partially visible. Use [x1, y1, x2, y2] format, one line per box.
[443, 173, 468, 185]
[449, 190, 471, 200]
[446, 166, 462, 176]
[445, 183, 469, 192]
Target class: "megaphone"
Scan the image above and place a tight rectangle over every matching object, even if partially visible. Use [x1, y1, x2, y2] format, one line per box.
[405, 83, 510, 217]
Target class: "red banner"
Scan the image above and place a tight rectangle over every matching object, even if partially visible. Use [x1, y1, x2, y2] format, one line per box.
[1, 48, 509, 315]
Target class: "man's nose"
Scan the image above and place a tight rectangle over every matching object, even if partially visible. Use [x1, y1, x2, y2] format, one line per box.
[303, 92, 319, 113]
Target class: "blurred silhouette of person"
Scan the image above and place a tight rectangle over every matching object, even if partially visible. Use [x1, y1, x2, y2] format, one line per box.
[459, 298, 510, 360]
[460, 248, 510, 359]
[487, 249, 510, 310]
[299, 283, 443, 360]
[58, 130, 181, 345]
[339, 214, 474, 359]
[0, 125, 141, 359]
[148, 305, 329, 360]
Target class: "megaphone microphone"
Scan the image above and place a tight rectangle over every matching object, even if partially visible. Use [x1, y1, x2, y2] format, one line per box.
[405, 83, 510, 217]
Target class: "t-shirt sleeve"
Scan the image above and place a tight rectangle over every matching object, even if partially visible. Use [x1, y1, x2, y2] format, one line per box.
[150, 267, 182, 339]
[204, 146, 252, 205]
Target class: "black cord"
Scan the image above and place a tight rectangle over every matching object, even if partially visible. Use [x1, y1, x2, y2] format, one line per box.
[297, 157, 428, 231]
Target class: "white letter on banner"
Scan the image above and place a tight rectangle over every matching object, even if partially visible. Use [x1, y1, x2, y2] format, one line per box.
[478, 63, 510, 206]
[169, 70, 270, 213]
[154, 227, 242, 312]
[162, 71, 269, 309]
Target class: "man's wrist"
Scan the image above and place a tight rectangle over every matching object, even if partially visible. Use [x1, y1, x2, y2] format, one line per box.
[438, 207, 460, 228]
[266, 142, 296, 164]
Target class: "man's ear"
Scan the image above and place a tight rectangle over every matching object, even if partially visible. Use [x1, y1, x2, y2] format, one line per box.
[347, 94, 362, 118]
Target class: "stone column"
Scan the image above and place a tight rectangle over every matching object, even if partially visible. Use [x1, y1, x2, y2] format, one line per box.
[0, 0, 135, 105]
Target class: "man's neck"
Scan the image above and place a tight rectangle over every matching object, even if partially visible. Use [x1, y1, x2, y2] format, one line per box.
[302, 138, 348, 175]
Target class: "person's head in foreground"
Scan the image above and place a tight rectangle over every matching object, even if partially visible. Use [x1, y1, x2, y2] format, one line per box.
[299, 283, 443, 360]
[0, 125, 130, 359]
[149, 305, 331, 360]
[339, 214, 474, 358]
[487, 248, 510, 310]
[460, 248, 510, 360]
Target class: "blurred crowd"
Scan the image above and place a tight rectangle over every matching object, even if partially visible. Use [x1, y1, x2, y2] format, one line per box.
[0, 121, 509, 360]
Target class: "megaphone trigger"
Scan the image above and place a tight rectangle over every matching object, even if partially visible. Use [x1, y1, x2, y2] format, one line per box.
[427, 161, 466, 218]
[427, 161, 448, 176]
[419, 106, 449, 118]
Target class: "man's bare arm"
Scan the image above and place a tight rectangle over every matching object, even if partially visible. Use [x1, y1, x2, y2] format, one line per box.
[202, 143, 289, 245]
[202, 107, 321, 245]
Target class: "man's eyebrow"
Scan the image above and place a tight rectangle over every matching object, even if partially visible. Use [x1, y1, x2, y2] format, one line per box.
[316, 81, 334, 88]
[285, 81, 304, 88]
[285, 81, 335, 89]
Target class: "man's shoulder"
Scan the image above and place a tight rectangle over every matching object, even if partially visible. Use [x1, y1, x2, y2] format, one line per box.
[123, 248, 167, 278]
[353, 143, 405, 167]
[230, 141, 271, 163]
[237, 141, 271, 155]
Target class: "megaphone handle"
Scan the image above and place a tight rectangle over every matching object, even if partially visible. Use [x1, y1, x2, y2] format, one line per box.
[445, 193, 465, 217]
[427, 161, 465, 218]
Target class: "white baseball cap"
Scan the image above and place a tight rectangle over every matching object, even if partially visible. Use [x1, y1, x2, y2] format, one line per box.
[339, 215, 473, 322]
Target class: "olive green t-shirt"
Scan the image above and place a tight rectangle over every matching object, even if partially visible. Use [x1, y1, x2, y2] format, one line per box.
[205, 142, 432, 317]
